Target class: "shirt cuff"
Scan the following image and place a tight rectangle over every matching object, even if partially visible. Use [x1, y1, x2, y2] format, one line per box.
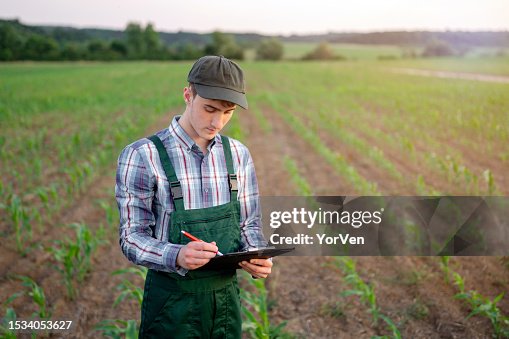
[164, 243, 188, 276]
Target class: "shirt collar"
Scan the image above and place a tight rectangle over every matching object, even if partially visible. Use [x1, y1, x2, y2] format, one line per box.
[168, 115, 221, 152]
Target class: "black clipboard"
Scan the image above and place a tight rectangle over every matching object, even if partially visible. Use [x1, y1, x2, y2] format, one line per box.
[198, 246, 295, 270]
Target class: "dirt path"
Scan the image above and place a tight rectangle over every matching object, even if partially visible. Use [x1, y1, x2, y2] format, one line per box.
[389, 68, 509, 84]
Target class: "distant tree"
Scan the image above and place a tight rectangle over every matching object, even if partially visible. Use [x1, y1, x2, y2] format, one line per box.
[22, 35, 59, 60]
[302, 42, 343, 60]
[172, 42, 204, 60]
[421, 39, 455, 57]
[256, 38, 284, 60]
[0, 23, 23, 60]
[125, 22, 145, 58]
[61, 42, 85, 60]
[144, 23, 160, 59]
[87, 40, 110, 60]
[110, 40, 128, 58]
[205, 31, 244, 60]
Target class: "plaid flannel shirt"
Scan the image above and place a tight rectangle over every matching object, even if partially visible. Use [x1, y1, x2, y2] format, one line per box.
[115, 116, 267, 276]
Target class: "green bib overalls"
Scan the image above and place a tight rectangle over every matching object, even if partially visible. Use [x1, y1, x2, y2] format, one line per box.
[139, 134, 242, 339]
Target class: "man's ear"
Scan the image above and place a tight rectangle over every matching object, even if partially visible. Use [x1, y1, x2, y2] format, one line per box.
[183, 87, 192, 104]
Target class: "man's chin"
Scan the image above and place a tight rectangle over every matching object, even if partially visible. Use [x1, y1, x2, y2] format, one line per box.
[203, 130, 218, 139]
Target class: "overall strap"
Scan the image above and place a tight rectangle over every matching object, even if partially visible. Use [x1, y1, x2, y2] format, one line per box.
[220, 135, 238, 201]
[147, 135, 185, 211]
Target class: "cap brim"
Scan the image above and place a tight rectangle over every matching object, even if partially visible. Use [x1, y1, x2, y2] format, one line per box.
[194, 83, 248, 109]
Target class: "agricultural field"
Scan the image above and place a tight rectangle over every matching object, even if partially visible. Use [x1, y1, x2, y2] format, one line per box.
[281, 42, 507, 62]
[282, 42, 405, 60]
[1, 55, 508, 338]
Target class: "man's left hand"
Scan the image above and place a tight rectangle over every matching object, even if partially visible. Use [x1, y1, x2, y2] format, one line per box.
[239, 258, 272, 279]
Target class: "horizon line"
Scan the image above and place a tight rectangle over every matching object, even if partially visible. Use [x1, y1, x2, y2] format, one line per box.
[3, 17, 509, 36]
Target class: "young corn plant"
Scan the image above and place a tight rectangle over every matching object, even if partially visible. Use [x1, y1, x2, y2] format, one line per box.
[111, 267, 147, 307]
[452, 271, 509, 338]
[93, 267, 147, 339]
[240, 271, 291, 339]
[439, 256, 451, 284]
[0, 308, 17, 339]
[95, 319, 138, 339]
[98, 199, 119, 231]
[283, 156, 313, 196]
[17, 276, 51, 319]
[334, 257, 401, 338]
[335, 257, 381, 324]
[6, 194, 32, 254]
[48, 222, 104, 299]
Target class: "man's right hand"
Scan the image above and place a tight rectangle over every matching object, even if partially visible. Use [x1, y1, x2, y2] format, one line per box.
[176, 241, 219, 270]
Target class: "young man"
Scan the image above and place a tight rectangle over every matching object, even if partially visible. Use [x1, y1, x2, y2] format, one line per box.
[115, 55, 272, 338]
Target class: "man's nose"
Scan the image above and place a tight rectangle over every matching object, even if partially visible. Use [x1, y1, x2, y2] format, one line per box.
[211, 115, 223, 130]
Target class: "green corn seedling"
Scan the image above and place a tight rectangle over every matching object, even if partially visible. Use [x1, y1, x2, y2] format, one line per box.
[449, 264, 509, 337]
[336, 257, 381, 324]
[283, 156, 313, 195]
[334, 257, 401, 337]
[0, 308, 17, 339]
[111, 267, 147, 307]
[8, 194, 32, 254]
[18, 275, 51, 319]
[240, 271, 291, 339]
[456, 290, 509, 337]
[439, 256, 451, 284]
[483, 169, 497, 195]
[95, 319, 139, 339]
[48, 223, 103, 299]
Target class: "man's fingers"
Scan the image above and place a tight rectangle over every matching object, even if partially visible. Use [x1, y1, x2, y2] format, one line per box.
[249, 258, 273, 267]
[187, 241, 219, 254]
[189, 248, 216, 259]
[177, 241, 220, 270]
[239, 260, 272, 278]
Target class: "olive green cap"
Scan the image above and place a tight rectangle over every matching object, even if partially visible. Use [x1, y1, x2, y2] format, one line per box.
[187, 55, 248, 109]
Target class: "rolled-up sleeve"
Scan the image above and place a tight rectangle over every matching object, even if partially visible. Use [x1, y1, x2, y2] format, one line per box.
[115, 145, 187, 275]
[236, 144, 268, 250]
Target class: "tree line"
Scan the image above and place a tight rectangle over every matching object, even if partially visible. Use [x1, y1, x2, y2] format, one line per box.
[0, 20, 264, 61]
[2, 19, 507, 62]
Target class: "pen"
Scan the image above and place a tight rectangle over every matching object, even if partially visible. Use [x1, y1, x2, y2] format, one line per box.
[181, 230, 223, 256]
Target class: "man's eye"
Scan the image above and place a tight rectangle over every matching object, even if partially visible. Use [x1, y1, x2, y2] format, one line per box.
[205, 107, 215, 112]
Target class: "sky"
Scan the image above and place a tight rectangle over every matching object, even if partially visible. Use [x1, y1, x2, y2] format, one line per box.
[1, 0, 508, 35]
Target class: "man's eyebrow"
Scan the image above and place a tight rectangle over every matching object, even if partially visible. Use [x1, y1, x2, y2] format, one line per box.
[204, 104, 221, 110]
[206, 103, 236, 111]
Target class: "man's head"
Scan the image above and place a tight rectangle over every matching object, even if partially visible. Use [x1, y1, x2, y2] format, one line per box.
[180, 56, 247, 143]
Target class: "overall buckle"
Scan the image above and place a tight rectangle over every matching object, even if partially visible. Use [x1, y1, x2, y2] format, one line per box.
[170, 181, 183, 200]
[228, 174, 238, 191]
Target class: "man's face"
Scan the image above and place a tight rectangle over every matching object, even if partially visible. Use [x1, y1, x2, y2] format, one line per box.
[184, 87, 236, 141]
